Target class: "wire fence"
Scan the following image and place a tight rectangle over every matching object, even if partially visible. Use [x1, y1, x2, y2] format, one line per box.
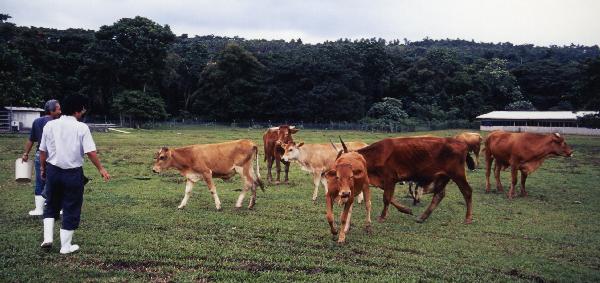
[86, 117, 480, 133]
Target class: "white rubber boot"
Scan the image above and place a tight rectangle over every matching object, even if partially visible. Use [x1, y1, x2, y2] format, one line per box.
[28, 195, 45, 216]
[40, 218, 54, 248]
[59, 229, 79, 254]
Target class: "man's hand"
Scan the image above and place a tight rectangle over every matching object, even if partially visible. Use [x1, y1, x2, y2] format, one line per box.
[40, 167, 46, 181]
[99, 167, 110, 182]
[21, 153, 29, 162]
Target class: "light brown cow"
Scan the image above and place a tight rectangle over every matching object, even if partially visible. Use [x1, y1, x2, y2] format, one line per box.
[152, 140, 264, 210]
[263, 125, 298, 184]
[455, 132, 483, 167]
[484, 131, 573, 199]
[281, 141, 368, 202]
[323, 145, 371, 244]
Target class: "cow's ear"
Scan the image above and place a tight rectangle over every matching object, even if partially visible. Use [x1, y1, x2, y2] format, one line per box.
[290, 128, 300, 134]
[353, 168, 365, 179]
[162, 146, 169, 152]
[297, 142, 304, 148]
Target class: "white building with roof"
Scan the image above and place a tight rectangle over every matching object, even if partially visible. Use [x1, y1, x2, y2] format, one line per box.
[476, 111, 600, 136]
[0, 107, 44, 132]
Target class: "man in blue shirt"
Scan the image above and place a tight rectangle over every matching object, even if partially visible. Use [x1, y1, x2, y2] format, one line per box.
[21, 100, 61, 216]
[39, 95, 110, 254]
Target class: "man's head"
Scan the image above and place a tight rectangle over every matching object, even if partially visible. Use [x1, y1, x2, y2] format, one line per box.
[44, 99, 61, 118]
[62, 95, 88, 120]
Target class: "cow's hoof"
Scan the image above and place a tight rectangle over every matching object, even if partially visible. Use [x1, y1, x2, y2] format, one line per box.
[337, 241, 346, 245]
[520, 192, 528, 197]
[377, 216, 386, 223]
[274, 181, 280, 185]
[485, 190, 491, 194]
[216, 207, 223, 212]
[416, 218, 425, 224]
[464, 218, 473, 224]
[177, 206, 185, 210]
[234, 206, 241, 211]
[248, 206, 255, 210]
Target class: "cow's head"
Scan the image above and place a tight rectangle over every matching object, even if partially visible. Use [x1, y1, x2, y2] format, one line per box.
[275, 125, 299, 149]
[325, 163, 365, 205]
[550, 133, 573, 157]
[282, 142, 304, 162]
[152, 147, 172, 173]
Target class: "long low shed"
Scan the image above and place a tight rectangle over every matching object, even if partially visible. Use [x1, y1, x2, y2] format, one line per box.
[476, 111, 600, 136]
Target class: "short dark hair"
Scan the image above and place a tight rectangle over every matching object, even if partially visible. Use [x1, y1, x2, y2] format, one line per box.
[62, 95, 88, 116]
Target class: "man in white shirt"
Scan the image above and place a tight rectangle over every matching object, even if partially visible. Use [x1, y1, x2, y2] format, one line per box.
[39, 95, 110, 254]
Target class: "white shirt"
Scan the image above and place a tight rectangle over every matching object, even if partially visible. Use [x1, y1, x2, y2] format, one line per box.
[39, 115, 97, 169]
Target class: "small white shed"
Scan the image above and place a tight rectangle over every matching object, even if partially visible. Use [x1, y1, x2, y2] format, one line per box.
[2, 107, 44, 132]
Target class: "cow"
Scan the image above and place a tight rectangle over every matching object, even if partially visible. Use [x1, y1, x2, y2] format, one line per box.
[323, 142, 372, 243]
[484, 131, 573, 199]
[263, 125, 299, 184]
[354, 137, 476, 224]
[152, 140, 264, 210]
[455, 132, 483, 167]
[281, 141, 368, 202]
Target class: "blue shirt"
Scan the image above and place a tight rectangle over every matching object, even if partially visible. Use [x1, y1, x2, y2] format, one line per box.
[29, 116, 53, 149]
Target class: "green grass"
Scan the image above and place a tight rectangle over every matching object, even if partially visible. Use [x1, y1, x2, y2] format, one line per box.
[1, 126, 599, 282]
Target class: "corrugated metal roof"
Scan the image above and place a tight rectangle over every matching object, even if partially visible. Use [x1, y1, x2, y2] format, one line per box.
[4, 107, 45, 112]
[476, 111, 598, 120]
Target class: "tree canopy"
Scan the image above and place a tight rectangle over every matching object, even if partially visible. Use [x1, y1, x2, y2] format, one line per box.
[1, 15, 599, 125]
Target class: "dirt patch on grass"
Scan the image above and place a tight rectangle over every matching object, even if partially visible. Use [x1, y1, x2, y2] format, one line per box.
[502, 268, 546, 283]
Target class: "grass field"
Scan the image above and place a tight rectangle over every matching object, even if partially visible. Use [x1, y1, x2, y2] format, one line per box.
[1, 126, 599, 282]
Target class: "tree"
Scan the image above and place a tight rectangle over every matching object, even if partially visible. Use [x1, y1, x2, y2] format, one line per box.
[362, 97, 409, 131]
[112, 90, 167, 128]
[505, 100, 537, 111]
[194, 44, 266, 120]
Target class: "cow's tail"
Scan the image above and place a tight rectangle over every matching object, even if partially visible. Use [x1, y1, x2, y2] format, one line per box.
[466, 152, 475, 171]
[254, 146, 265, 192]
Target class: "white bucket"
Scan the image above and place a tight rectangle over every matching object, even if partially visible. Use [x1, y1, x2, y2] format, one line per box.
[15, 158, 34, 182]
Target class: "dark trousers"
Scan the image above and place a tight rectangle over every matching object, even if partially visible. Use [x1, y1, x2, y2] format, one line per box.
[43, 163, 84, 230]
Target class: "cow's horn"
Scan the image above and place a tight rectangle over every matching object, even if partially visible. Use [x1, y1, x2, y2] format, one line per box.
[339, 136, 348, 153]
[329, 139, 339, 152]
[554, 133, 561, 138]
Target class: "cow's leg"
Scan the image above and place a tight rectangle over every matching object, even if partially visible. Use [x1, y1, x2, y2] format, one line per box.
[508, 165, 518, 200]
[326, 194, 337, 236]
[202, 173, 222, 211]
[494, 162, 504, 192]
[283, 160, 290, 183]
[266, 154, 274, 183]
[338, 201, 353, 243]
[519, 170, 528, 197]
[321, 177, 328, 197]
[357, 192, 364, 204]
[474, 145, 481, 168]
[178, 179, 195, 209]
[417, 181, 448, 223]
[275, 157, 281, 184]
[454, 176, 474, 224]
[485, 151, 493, 192]
[363, 185, 372, 234]
[235, 166, 254, 209]
[312, 171, 322, 202]
[379, 181, 411, 222]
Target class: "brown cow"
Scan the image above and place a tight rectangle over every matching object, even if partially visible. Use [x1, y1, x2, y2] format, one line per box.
[484, 131, 573, 199]
[355, 137, 476, 224]
[152, 140, 264, 210]
[281, 141, 368, 202]
[323, 143, 372, 243]
[263, 125, 299, 184]
[455, 132, 483, 167]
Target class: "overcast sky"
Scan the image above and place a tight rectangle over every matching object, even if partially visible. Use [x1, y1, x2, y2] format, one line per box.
[3, 0, 600, 46]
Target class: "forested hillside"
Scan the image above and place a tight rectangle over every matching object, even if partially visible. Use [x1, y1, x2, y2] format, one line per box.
[1, 15, 599, 125]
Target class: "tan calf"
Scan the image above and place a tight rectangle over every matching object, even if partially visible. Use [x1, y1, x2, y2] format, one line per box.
[323, 143, 372, 244]
[281, 141, 367, 202]
[152, 140, 264, 210]
[455, 132, 483, 167]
